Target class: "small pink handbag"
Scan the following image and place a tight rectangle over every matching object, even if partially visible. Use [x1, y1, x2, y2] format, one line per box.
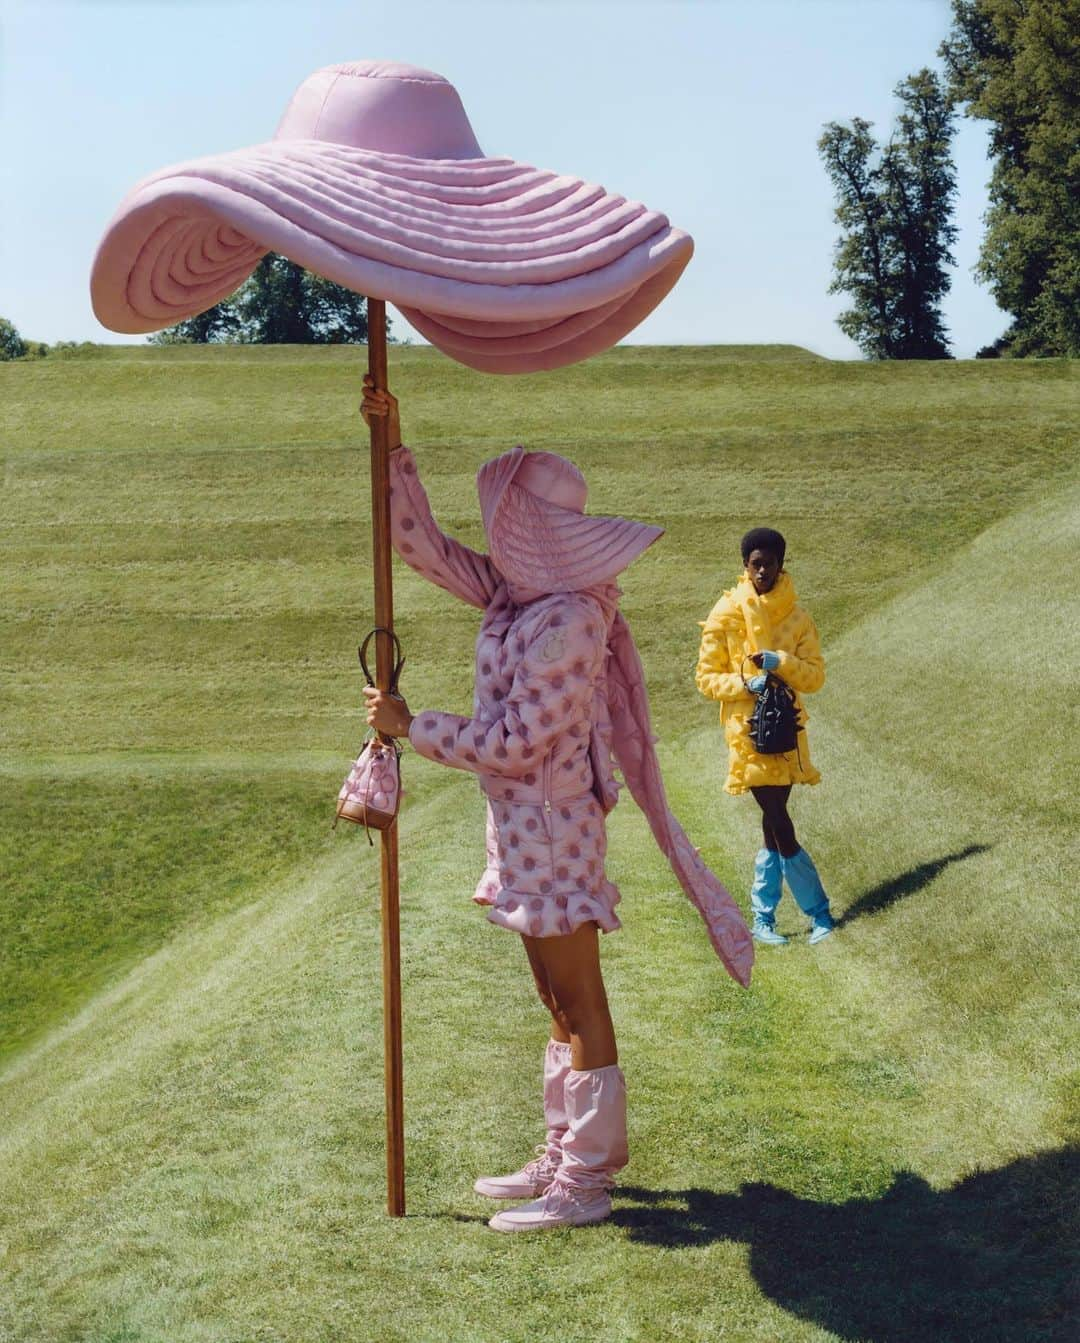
[334, 628, 405, 840]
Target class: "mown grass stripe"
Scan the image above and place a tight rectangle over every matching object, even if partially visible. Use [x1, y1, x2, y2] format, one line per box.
[1, 346, 1076, 1342]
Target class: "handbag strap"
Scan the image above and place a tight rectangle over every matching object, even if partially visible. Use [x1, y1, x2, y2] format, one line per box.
[358, 626, 405, 694]
[739, 653, 754, 689]
[739, 653, 773, 691]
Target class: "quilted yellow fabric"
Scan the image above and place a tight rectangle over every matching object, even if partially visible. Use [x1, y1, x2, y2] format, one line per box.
[696, 571, 825, 795]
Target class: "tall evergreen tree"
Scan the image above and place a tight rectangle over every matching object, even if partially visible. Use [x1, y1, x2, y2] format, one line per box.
[819, 118, 897, 357]
[820, 69, 958, 359]
[879, 71, 960, 358]
[940, 0, 1080, 356]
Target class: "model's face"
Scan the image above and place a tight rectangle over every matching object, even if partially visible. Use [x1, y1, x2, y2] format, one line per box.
[747, 548, 781, 594]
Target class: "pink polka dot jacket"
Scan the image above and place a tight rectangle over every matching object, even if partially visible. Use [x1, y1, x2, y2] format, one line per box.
[390, 444, 754, 987]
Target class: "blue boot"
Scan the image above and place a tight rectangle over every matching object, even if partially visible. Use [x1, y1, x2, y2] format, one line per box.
[750, 848, 788, 945]
[780, 848, 835, 944]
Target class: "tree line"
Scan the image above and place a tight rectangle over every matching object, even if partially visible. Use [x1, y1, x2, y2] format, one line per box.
[2, 254, 391, 361]
[5, 2, 1075, 364]
[821, 0, 1079, 359]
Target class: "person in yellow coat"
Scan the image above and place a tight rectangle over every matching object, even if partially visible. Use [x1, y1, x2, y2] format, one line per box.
[696, 528, 835, 945]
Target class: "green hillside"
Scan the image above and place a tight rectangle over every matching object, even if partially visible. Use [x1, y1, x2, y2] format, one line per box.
[1, 345, 1077, 1342]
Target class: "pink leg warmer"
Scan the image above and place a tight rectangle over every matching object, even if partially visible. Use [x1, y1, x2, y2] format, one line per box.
[543, 1038, 573, 1159]
[559, 1064, 629, 1191]
[487, 1064, 628, 1231]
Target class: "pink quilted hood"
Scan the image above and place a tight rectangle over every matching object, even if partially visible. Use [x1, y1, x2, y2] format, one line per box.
[478, 447, 663, 595]
[90, 60, 694, 372]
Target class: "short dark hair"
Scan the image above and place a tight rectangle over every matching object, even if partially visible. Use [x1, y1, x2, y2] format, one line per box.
[740, 527, 786, 566]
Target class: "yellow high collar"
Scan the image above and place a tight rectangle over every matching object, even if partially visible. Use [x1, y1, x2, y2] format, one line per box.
[736, 570, 796, 650]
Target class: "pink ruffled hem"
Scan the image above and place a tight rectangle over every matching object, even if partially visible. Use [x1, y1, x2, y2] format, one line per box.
[476, 881, 622, 939]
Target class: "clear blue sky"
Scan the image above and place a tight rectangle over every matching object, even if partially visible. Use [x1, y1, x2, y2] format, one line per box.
[0, 0, 1006, 358]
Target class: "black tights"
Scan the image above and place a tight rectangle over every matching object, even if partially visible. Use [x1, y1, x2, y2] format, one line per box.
[751, 785, 799, 858]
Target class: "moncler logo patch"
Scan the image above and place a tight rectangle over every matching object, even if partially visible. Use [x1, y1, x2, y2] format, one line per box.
[538, 631, 566, 664]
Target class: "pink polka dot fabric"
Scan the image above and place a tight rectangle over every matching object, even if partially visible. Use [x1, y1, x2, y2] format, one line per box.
[474, 795, 622, 939]
[90, 61, 694, 373]
[390, 443, 755, 987]
[407, 579, 617, 940]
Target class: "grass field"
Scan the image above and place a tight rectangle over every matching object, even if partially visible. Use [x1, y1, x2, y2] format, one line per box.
[1, 344, 1077, 1342]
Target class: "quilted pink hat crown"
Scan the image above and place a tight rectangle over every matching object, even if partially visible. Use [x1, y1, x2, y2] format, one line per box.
[274, 62, 483, 158]
[90, 60, 694, 373]
[478, 447, 661, 593]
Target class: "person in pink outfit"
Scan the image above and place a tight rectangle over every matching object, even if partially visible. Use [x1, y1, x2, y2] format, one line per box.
[361, 378, 753, 1232]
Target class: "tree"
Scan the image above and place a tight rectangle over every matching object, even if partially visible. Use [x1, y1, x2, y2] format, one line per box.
[819, 69, 958, 359]
[878, 70, 960, 358]
[306, 273, 373, 344]
[940, 0, 1080, 356]
[0, 316, 27, 361]
[147, 301, 240, 345]
[237, 254, 312, 343]
[148, 254, 382, 345]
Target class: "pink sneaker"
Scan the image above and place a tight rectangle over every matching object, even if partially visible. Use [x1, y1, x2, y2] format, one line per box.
[488, 1065, 627, 1234]
[473, 1146, 560, 1200]
[474, 1040, 571, 1201]
[487, 1177, 612, 1232]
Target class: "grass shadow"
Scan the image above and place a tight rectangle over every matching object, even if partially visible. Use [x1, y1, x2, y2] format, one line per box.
[613, 1146, 1078, 1341]
[838, 843, 992, 927]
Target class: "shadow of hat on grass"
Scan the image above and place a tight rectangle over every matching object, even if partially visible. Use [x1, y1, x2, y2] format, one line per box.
[613, 1146, 1078, 1342]
[838, 843, 992, 928]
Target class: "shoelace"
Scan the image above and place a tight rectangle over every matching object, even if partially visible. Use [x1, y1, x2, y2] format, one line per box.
[521, 1145, 559, 1183]
[543, 1172, 606, 1212]
[541, 1178, 576, 1216]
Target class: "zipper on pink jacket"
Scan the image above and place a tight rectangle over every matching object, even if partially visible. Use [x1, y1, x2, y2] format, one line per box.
[542, 750, 554, 817]
[541, 750, 556, 872]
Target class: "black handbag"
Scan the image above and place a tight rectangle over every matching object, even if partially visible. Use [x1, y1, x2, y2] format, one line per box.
[741, 656, 802, 755]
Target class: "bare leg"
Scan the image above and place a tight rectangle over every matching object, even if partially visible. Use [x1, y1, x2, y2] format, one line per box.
[522, 936, 571, 1045]
[751, 784, 798, 858]
[522, 922, 617, 1070]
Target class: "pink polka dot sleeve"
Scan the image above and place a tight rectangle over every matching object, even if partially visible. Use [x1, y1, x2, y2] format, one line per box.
[409, 597, 604, 778]
[388, 445, 500, 611]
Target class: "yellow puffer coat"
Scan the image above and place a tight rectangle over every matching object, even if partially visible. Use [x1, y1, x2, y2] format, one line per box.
[696, 571, 824, 795]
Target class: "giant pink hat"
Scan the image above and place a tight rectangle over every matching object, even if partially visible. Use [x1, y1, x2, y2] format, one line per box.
[91, 61, 694, 374]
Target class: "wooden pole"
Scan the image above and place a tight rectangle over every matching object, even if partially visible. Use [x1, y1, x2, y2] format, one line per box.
[366, 297, 405, 1216]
